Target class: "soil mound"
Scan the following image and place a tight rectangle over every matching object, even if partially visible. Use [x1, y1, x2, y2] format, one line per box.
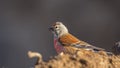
[28, 49, 120, 68]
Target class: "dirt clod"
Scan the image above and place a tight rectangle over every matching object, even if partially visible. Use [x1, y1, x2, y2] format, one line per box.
[28, 50, 120, 68]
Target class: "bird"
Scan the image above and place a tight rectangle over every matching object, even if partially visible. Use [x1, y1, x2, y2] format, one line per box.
[49, 25, 64, 54]
[49, 22, 105, 55]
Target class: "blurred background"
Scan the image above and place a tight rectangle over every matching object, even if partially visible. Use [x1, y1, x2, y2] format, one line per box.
[0, 0, 120, 68]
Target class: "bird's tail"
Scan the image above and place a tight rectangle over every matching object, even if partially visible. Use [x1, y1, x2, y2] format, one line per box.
[87, 46, 113, 56]
[74, 44, 105, 51]
[87, 45, 105, 51]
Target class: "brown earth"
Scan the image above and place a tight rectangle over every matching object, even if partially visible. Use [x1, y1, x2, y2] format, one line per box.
[28, 49, 120, 68]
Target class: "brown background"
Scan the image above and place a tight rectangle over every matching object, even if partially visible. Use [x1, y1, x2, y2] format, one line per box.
[0, 0, 120, 68]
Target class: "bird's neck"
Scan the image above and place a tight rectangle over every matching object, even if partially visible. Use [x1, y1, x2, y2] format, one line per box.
[58, 32, 70, 38]
[57, 27, 69, 37]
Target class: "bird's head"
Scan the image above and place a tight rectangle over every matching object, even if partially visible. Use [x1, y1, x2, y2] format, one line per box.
[49, 22, 68, 37]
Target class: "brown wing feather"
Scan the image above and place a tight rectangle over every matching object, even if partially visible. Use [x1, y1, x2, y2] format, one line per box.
[59, 33, 90, 46]
[59, 33, 80, 46]
[59, 33, 104, 51]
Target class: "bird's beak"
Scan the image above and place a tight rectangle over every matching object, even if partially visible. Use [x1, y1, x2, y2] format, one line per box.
[48, 27, 54, 31]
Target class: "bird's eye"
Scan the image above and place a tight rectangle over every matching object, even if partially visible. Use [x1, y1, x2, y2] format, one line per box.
[55, 26, 58, 28]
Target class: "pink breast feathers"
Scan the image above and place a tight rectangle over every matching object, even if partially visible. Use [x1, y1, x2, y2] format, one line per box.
[54, 37, 64, 54]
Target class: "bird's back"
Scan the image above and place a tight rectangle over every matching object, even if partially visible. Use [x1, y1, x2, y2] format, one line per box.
[59, 33, 90, 46]
[59, 33, 104, 51]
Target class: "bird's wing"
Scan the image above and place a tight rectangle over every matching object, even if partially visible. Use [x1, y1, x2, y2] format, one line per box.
[59, 33, 104, 51]
[59, 33, 81, 46]
[72, 43, 105, 51]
